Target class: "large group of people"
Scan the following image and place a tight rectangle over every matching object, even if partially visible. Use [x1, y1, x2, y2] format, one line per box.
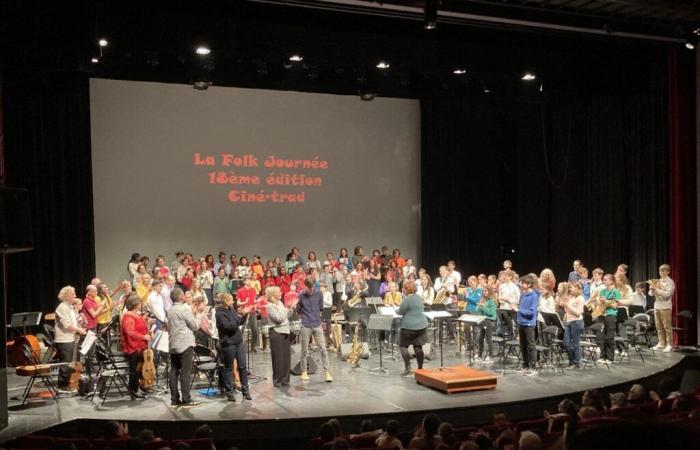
[52, 244, 677, 405]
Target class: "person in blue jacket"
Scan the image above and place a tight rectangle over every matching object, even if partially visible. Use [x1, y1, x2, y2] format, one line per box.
[516, 273, 540, 375]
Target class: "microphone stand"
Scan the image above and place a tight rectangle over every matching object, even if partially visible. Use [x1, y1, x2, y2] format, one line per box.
[244, 311, 267, 384]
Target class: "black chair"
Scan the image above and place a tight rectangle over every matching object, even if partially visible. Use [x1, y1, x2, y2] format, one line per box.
[632, 313, 655, 351]
[88, 337, 129, 404]
[582, 322, 609, 369]
[536, 326, 565, 372]
[672, 310, 694, 350]
[190, 344, 221, 393]
[18, 343, 63, 405]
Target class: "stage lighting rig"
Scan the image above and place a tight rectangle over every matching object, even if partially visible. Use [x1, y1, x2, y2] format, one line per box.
[424, 0, 439, 30]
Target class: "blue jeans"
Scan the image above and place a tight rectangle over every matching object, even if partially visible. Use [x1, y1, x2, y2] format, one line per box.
[220, 343, 249, 394]
[564, 319, 584, 366]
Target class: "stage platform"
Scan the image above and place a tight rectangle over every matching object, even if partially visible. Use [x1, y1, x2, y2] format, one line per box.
[1, 347, 689, 446]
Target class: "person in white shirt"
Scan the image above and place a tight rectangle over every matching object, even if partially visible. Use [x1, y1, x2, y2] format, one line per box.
[651, 264, 675, 352]
[213, 251, 232, 276]
[420, 275, 435, 305]
[447, 260, 462, 288]
[54, 286, 87, 388]
[147, 279, 167, 328]
[631, 282, 647, 308]
[434, 266, 455, 304]
[497, 269, 520, 338]
[161, 275, 175, 312]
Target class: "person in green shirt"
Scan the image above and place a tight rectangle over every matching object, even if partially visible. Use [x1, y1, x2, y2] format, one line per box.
[476, 286, 498, 362]
[398, 279, 429, 376]
[599, 273, 621, 363]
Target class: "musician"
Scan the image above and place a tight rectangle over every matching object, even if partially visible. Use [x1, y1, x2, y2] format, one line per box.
[563, 282, 585, 369]
[167, 287, 201, 408]
[447, 260, 461, 287]
[598, 274, 621, 363]
[589, 268, 605, 302]
[398, 280, 428, 376]
[476, 286, 497, 362]
[215, 293, 251, 401]
[147, 279, 167, 330]
[96, 284, 114, 341]
[120, 294, 151, 400]
[650, 264, 675, 353]
[54, 286, 86, 389]
[297, 277, 333, 382]
[420, 275, 435, 305]
[516, 274, 540, 375]
[384, 282, 402, 307]
[434, 266, 455, 303]
[632, 282, 648, 308]
[568, 260, 582, 283]
[266, 286, 293, 387]
[82, 285, 102, 332]
[497, 269, 520, 338]
[464, 276, 482, 313]
[136, 273, 152, 306]
[366, 258, 382, 297]
[236, 276, 260, 351]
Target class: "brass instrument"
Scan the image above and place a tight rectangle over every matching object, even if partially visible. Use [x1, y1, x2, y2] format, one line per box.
[347, 292, 362, 308]
[434, 287, 448, 304]
[330, 311, 343, 354]
[646, 279, 660, 289]
[347, 321, 362, 367]
[588, 296, 617, 319]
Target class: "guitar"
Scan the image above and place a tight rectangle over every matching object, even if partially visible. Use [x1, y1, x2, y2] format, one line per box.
[138, 347, 156, 389]
[68, 333, 84, 391]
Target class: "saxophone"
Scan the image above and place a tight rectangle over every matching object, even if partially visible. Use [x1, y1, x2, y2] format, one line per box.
[347, 321, 362, 367]
[347, 291, 362, 307]
[435, 287, 448, 305]
[331, 312, 343, 354]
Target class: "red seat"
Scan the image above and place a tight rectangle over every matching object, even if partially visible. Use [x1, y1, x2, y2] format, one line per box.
[453, 427, 478, 441]
[93, 439, 127, 450]
[349, 435, 376, 448]
[481, 424, 512, 438]
[609, 406, 638, 418]
[53, 438, 90, 450]
[309, 437, 324, 450]
[171, 439, 211, 450]
[658, 398, 675, 415]
[143, 440, 171, 450]
[15, 436, 55, 449]
[514, 418, 549, 435]
[636, 402, 658, 416]
[541, 432, 563, 449]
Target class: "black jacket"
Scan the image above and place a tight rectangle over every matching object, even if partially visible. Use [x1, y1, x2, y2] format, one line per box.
[215, 305, 246, 347]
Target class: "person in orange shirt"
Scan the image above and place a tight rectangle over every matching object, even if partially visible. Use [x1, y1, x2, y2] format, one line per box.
[391, 249, 406, 269]
[251, 255, 265, 279]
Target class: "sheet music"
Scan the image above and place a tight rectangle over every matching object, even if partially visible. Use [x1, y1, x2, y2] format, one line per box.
[156, 330, 170, 353]
[424, 311, 453, 320]
[458, 314, 485, 324]
[378, 306, 402, 317]
[80, 330, 97, 355]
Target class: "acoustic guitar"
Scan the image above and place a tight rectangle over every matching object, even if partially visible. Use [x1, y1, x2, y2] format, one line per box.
[138, 347, 156, 389]
[68, 334, 84, 391]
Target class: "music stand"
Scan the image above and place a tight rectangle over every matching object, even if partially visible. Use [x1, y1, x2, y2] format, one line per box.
[378, 307, 402, 360]
[458, 314, 485, 366]
[424, 310, 453, 370]
[346, 307, 373, 326]
[9, 312, 43, 336]
[365, 297, 384, 314]
[367, 314, 394, 374]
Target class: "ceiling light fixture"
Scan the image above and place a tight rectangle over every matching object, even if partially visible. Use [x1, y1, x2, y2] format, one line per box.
[521, 72, 536, 81]
[453, 68, 466, 75]
[98, 38, 108, 47]
[289, 54, 303, 62]
[195, 46, 211, 55]
[91, 57, 99, 64]
[423, 0, 439, 30]
[685, 40, 696, 50]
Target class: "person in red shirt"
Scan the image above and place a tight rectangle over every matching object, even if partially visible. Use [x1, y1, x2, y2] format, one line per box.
[277, 266, 292, 295]
[262, 269, 277, 291]
[236, 277, 260, 351]
[391, 249, 406, 269]
[284, 283, 299, 308]
[82, 285, 103, 331]
[292, 265, 306, 292]
[120, 293, 151, 400]
[181, 267, 194, 291]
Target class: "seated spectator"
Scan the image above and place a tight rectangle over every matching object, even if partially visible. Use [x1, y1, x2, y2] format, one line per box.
[331, 439, 350, 450]
[409, 413, 442, 450]
[544, 398, 578, 431]
[104, 421, 129, 439]
[318, 422, 335, 449]
[649, 377, 676, 401]
[437, 423, 456, 448]
[582, 389, 607, 413]
[578, 406, 601, 420]
[474, 434, 492, 450]
[327, 418, 344, 439]
[609, 392, 629, 410]
[494, 429, 517, 450]
[137, 430, 156, 442]
[519, 431, 542, 450]
[351, 419, 381, 439]
[627, 384, 649, 405]
[490, 411, 513, 436]
[459, 443, 479, 450]
[671, 396, 690, 414]
[568, 421, 696, 450]
[376, 420, 403, 449]
[194, 425, 216, 450]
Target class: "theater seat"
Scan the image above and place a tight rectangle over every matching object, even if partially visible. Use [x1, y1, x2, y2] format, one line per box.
[143, 440, 171, 450]
[53, 438, 90, 450]
[14, 436, 54, 449]
[514, 418, 548, 435]
[171, 438, 212, 450]
[93, 438, 128, 450]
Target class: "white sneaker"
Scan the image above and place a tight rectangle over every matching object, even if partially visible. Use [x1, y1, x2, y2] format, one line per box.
[652, 344, 664, 351]
[663, 345, 673, 353]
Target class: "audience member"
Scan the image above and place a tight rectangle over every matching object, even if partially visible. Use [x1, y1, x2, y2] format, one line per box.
[627, 384, 649, 405]
[519, 431, 542, 450]
[409, 413, 442, 450]
[376, 420, 402, 449]
[609, 392, 628, 410]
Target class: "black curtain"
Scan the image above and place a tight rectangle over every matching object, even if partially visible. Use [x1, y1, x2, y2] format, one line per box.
[2, 69, 95, 314]
[421, 66, 668, 282]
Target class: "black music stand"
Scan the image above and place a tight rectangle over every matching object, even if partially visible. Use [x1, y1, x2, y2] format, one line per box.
[424, 310, 453, 370]
[9, 312, 43, 336]
[541, 312, 565, 337]
[367, 314, 393, 374]
[365, 297, 383, 314]
[458, 314, 484, 366]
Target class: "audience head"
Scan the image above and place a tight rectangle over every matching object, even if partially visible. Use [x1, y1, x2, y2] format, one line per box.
[582, 389, 606, 412]
[137, 430, 155, 442]
[558, 398, 579, 416]
[359, 419, 375, 433]
[319, 422, 334, 443]
[519, 431, 542, 450]
[609, 392, 628, 409]
[327, 418, 343, 438]
[58, 285, 76, 303]
[194, 424, 212, 439]
[384, 420, 399, 436]
[578, 406, 601, 419]
[125, 294, 142, 312]
[421, 413, 441, 438]
[170, 287, 185, 304]
[438, 422, 455, 443]
[627, 384, 648, 403]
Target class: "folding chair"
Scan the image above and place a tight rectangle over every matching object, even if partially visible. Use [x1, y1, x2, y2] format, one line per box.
[190, 345, 221, 393]
[16, 343, 63, 405]
[88, 337, 129, 404]
[536, 326, 565, 372]
[632, 313, 655, 351]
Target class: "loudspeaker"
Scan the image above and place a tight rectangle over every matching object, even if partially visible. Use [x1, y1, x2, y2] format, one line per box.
[408, 343, 433, 360]
[0, 187, 33, 253]
[340, 342, 371, 360]
[290, 344, 318, 375]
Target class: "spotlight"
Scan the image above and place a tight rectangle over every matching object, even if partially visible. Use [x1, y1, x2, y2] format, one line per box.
[521, 72, 536, 81]
[483, 88, 491, 94]
[195, 46, 211, 55]
[376, 61, 390, 70]
[452, 68, 466, 75]
[359, 89, 377, 101]
[91, 57, 99, 64]
[685, 40, 696, 50]
[98, 38, 108, 47]
[289, 54, 303, 62]
[424, 0, 439, 30]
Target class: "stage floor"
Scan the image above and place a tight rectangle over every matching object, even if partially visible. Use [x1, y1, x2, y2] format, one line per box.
[1, 346, 686, 443]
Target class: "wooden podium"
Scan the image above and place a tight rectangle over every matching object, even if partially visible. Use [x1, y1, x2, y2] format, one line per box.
[414, 366, 498, 394]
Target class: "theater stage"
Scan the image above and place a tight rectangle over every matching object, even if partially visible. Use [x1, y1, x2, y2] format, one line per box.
[1, 348, 687, 445]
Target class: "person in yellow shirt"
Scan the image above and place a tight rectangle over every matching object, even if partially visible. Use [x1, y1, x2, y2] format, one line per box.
[136, 273, 152, 307]
[96, 283, 114, 345]
[384, 282, 402, 307]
